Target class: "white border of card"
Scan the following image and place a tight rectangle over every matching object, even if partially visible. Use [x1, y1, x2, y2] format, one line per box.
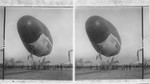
[0, 0, 150, 84]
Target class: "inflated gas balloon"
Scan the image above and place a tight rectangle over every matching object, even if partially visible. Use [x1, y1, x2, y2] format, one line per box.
[17, 15, 53, 57]
[86, 16, 121, 57]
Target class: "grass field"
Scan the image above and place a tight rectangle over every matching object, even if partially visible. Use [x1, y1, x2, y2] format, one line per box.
[76, 68, 142, 80]
[144, 69, 150, 79]
[0, 68, 3, 79]
[5, 69, 72, 80]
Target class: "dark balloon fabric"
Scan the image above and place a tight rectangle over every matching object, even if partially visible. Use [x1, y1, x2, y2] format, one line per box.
[17, 15, 53, 56]
[85, 16, 121, 57]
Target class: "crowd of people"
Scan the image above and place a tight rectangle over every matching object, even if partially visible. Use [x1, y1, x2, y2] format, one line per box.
[144, 64, 150, 69]
[4, 64, 72, 70]
[4, 64, 150, 71]
[76, 64, 142, 70]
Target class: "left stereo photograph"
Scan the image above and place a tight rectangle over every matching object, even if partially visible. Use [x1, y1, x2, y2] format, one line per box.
[4, 7, 73, 80]
[0, 7, 4, 79]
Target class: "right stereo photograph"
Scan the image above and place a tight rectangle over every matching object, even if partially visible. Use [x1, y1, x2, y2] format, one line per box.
[75, 6, 147, 80]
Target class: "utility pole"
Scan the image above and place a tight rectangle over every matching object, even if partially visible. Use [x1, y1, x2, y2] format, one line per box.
[68, 50, 73, 62]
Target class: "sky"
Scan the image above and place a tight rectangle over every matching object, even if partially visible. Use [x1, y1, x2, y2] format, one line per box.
[5, 7, 73, 65]
[75, 7, 143, 64]
[0, 7, 3, 64]
[144, 7, 150, 59]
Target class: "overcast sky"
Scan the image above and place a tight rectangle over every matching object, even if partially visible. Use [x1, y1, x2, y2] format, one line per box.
[5, 7, 73, 65]
[0, 7, 3, 64]
[75, 7, 143, 64]
[144, 7, 150, 59]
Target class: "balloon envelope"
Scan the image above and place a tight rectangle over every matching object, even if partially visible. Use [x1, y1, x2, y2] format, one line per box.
[85, 16, 121, 57]
[17, 15, 53, 57]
